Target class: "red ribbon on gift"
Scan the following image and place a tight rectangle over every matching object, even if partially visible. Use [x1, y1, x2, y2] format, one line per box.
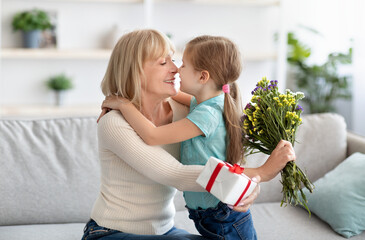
[229, 164, 244, 174]
[205, 161, 251, 207]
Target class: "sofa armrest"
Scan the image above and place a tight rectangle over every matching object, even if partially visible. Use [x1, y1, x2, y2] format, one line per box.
[347, 131, 365, 156]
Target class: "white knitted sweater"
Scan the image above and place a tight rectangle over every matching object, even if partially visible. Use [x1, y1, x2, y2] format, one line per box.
[91, 99, 204, 235]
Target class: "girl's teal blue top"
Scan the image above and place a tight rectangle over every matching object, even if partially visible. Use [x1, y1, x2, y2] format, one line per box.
[180, 93, 227, 210]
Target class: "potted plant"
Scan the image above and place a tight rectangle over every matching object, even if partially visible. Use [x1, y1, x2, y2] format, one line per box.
[287, 31, 352, 113]
[12, 9, 53, 48]
[46, 74, 73, 106]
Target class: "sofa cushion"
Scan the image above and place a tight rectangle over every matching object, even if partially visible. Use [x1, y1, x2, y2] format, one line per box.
[299, 152, 365, 238]
[0, 117, 100, 225]
[251, 202, 365, 240]
[0, 223, 85, 240]
[245, 113, 347, 203]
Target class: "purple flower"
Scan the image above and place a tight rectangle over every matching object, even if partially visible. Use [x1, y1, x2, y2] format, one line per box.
[270, 80, 278, 85]
[296, 105, 304, 112]
[240, 114, 248, 123]
[251, 86, 260, 95]
[245, 103, 252, 110]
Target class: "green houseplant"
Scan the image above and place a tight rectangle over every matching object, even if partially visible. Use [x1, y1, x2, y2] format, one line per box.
[46, 74, 73, 106]
[287, 31, 352, 113]
[12, 9, 53, 48]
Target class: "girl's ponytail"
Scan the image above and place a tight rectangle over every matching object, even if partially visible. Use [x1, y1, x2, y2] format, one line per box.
[223, 82, 244, 165]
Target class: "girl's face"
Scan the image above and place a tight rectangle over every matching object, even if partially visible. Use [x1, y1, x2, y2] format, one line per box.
[142, 54, 178, 99]
[178, 53, 201, 96]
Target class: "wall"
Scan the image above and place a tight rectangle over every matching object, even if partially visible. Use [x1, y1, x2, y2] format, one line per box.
[353, 0, 365, 136]
[0, 0, 146, 106]
[0, 0, 281, 108]
[284, 0, 364, 135]
[1, 0, 364, 136]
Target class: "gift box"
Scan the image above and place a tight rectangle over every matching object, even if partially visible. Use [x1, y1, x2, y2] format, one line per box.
[196, 156, 257, 206]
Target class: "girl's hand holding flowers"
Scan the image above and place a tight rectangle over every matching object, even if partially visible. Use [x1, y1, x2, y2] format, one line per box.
[260, 140, 296, 182]
[242, 77, 314, 215]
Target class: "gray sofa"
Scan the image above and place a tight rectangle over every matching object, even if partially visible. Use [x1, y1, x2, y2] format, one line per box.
[1, 113, 364, 240]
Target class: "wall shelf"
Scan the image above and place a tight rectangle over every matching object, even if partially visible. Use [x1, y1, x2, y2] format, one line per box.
[154, 0, 280, 7]
[0, 48, 112, 60]
[1, 0, 142, 3]
[2, 0, 278, 5]
[0, 104, 101, 118]
[1, 48, 277, 61]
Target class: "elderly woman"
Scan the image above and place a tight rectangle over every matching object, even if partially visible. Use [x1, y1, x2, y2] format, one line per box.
[81, 29, 295, 240]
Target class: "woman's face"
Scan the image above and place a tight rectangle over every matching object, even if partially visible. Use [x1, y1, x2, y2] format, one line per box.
[142, 54, 178, 99]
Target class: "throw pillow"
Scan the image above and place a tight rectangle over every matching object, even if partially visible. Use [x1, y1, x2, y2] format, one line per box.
[300, 152, 365, 238]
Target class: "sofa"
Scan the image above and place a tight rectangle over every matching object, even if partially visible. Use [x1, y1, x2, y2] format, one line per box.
[1, 113, 364, 240]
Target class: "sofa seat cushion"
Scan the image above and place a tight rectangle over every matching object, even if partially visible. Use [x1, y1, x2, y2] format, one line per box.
[251, 202, 365, 240]
[0, 117, 100, 225]
[0, 223, 86, 240]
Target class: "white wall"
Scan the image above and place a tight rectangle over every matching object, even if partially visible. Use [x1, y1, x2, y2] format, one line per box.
[353, 0, 365, 136]
[284, 0, 364, 135]
[1, 0, 364, 135]
[0, 0, 281, 107]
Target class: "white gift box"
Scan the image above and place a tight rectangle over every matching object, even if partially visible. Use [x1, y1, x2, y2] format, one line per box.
[196, 156, 257, 206]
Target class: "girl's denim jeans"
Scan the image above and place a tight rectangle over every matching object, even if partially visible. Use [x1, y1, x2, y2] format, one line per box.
[81, 219, 208, 240]
[187, 202, 257, 240]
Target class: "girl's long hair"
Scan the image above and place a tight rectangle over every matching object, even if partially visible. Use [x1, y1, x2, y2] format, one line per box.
[185, 36, 244, 164]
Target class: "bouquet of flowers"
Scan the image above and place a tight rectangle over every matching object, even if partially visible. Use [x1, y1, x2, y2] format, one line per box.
[242, 77, 314, 214]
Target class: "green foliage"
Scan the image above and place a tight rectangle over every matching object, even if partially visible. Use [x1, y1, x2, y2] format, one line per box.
[287, 31, 352, 113]
[12, 9, 52, 32]
[46, 74, 73, 91]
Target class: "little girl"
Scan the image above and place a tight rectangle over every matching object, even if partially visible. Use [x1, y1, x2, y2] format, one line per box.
[101, 35, 257, 240]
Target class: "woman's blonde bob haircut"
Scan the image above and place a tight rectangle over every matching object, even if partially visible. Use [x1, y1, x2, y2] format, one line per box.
[101, 29, 175, 109]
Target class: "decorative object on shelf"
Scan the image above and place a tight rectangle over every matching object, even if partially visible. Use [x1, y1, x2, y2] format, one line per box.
[39, 11, 58, 48]
[12, 9, 53, 48]
[287, 31, 352, 113]
[46, 74, 73, 106]
[105, 24, 124, 49]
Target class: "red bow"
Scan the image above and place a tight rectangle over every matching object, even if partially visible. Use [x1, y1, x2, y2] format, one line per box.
[228, 164, 244, 174]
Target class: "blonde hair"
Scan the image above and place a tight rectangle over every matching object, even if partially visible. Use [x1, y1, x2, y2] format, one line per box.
[185, 35, 244, 165]
[101, 29, 175, 109]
